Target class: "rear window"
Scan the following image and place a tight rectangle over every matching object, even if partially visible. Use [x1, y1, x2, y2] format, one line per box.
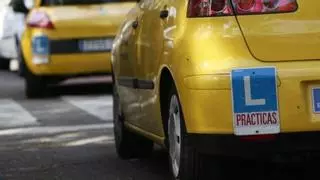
[42, 0, 134, 6]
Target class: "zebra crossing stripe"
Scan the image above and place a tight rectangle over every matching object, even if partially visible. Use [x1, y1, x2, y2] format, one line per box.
[0, 99, 38, 127]
[0, 123, 113, 136]
[64, 135, 114, 147]
[62, 95, 112, 121]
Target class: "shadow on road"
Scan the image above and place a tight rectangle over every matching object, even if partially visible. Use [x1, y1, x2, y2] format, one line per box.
[48, 75, 113, 96]
[0, 71, 113, 99]
[50, 82, 113, 96]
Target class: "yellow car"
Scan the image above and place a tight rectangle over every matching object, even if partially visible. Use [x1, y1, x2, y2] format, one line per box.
[112, 0, 320, 179]
[12, 0, 136, 98]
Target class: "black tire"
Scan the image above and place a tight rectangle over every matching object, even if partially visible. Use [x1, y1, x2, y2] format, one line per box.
[25, 67, 47, 99]
[15, 35, 26, 77]
[0, 58, 10, 70]
[166, 84, 223, 180]
[113, 79, 154, 159]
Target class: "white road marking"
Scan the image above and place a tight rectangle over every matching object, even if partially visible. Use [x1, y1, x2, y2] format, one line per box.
[61, 76, 111, 85]
[0, 99, 38, 127]
[31, 106, 74, 115]
[64, 135, 114, 147]
[0, 123, 113, 136]
[62, 95, 113, 121]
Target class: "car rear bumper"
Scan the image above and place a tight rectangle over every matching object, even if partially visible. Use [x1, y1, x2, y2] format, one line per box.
[186, 132, 320, 161]
[179, 63, 320, 135]
[26, 52, 112, 76]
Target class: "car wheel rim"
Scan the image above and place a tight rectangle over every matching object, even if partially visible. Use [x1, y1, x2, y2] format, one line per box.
[168, 94, 181, 178]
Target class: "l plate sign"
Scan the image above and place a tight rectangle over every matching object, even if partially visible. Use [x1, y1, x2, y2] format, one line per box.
[231, 67, 280, 136]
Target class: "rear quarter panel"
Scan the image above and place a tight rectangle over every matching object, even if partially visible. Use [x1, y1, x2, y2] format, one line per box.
[159, 1, 260, 134]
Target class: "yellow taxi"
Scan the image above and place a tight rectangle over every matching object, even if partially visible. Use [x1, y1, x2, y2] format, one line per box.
[13, 0, 136, 98]
[111, 0, 320, 179]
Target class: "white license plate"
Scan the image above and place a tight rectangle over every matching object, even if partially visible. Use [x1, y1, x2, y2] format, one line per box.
[79, 39, 113, 52]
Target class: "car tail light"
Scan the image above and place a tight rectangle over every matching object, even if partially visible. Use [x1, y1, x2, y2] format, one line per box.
[187, 0, 234, 17]
[27, 11, 55, 29]
[237, 0, 256, 11]
[187, 0, 298, 17]
[232, 0, 298, 14]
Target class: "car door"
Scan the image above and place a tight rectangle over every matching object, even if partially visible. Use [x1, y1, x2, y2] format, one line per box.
[116, 6, 142, 125]
[134, 0, 168, 135]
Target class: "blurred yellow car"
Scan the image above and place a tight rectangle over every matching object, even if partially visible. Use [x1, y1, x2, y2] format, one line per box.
[13, 0, 136, 98]
[111, 0, 320, 179]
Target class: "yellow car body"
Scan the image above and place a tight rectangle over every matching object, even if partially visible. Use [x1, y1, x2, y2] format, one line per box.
[18, 0, 136, 98]
[112, 0, 320, 179]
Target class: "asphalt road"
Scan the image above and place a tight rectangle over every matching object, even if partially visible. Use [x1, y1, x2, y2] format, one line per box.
[0, 69, 317, 180]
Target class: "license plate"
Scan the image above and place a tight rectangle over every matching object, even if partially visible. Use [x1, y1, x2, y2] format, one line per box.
[312, 87, 320, 113]
[32, 35, 49, 55]
[79, 39, 113, 52]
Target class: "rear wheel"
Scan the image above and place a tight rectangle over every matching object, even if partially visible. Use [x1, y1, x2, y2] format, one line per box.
[113, 81, 154, 159]
[16, 38, 26, 77]
[0, 58, 10, 70]
[166, 84, 223, 180]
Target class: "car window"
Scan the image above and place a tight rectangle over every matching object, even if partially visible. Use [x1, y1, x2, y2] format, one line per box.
[42, 0, 134, 6]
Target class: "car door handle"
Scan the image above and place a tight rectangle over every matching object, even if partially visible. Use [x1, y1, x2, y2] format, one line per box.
[160, 10, 169, 19]
[132, 20, 138, 29]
